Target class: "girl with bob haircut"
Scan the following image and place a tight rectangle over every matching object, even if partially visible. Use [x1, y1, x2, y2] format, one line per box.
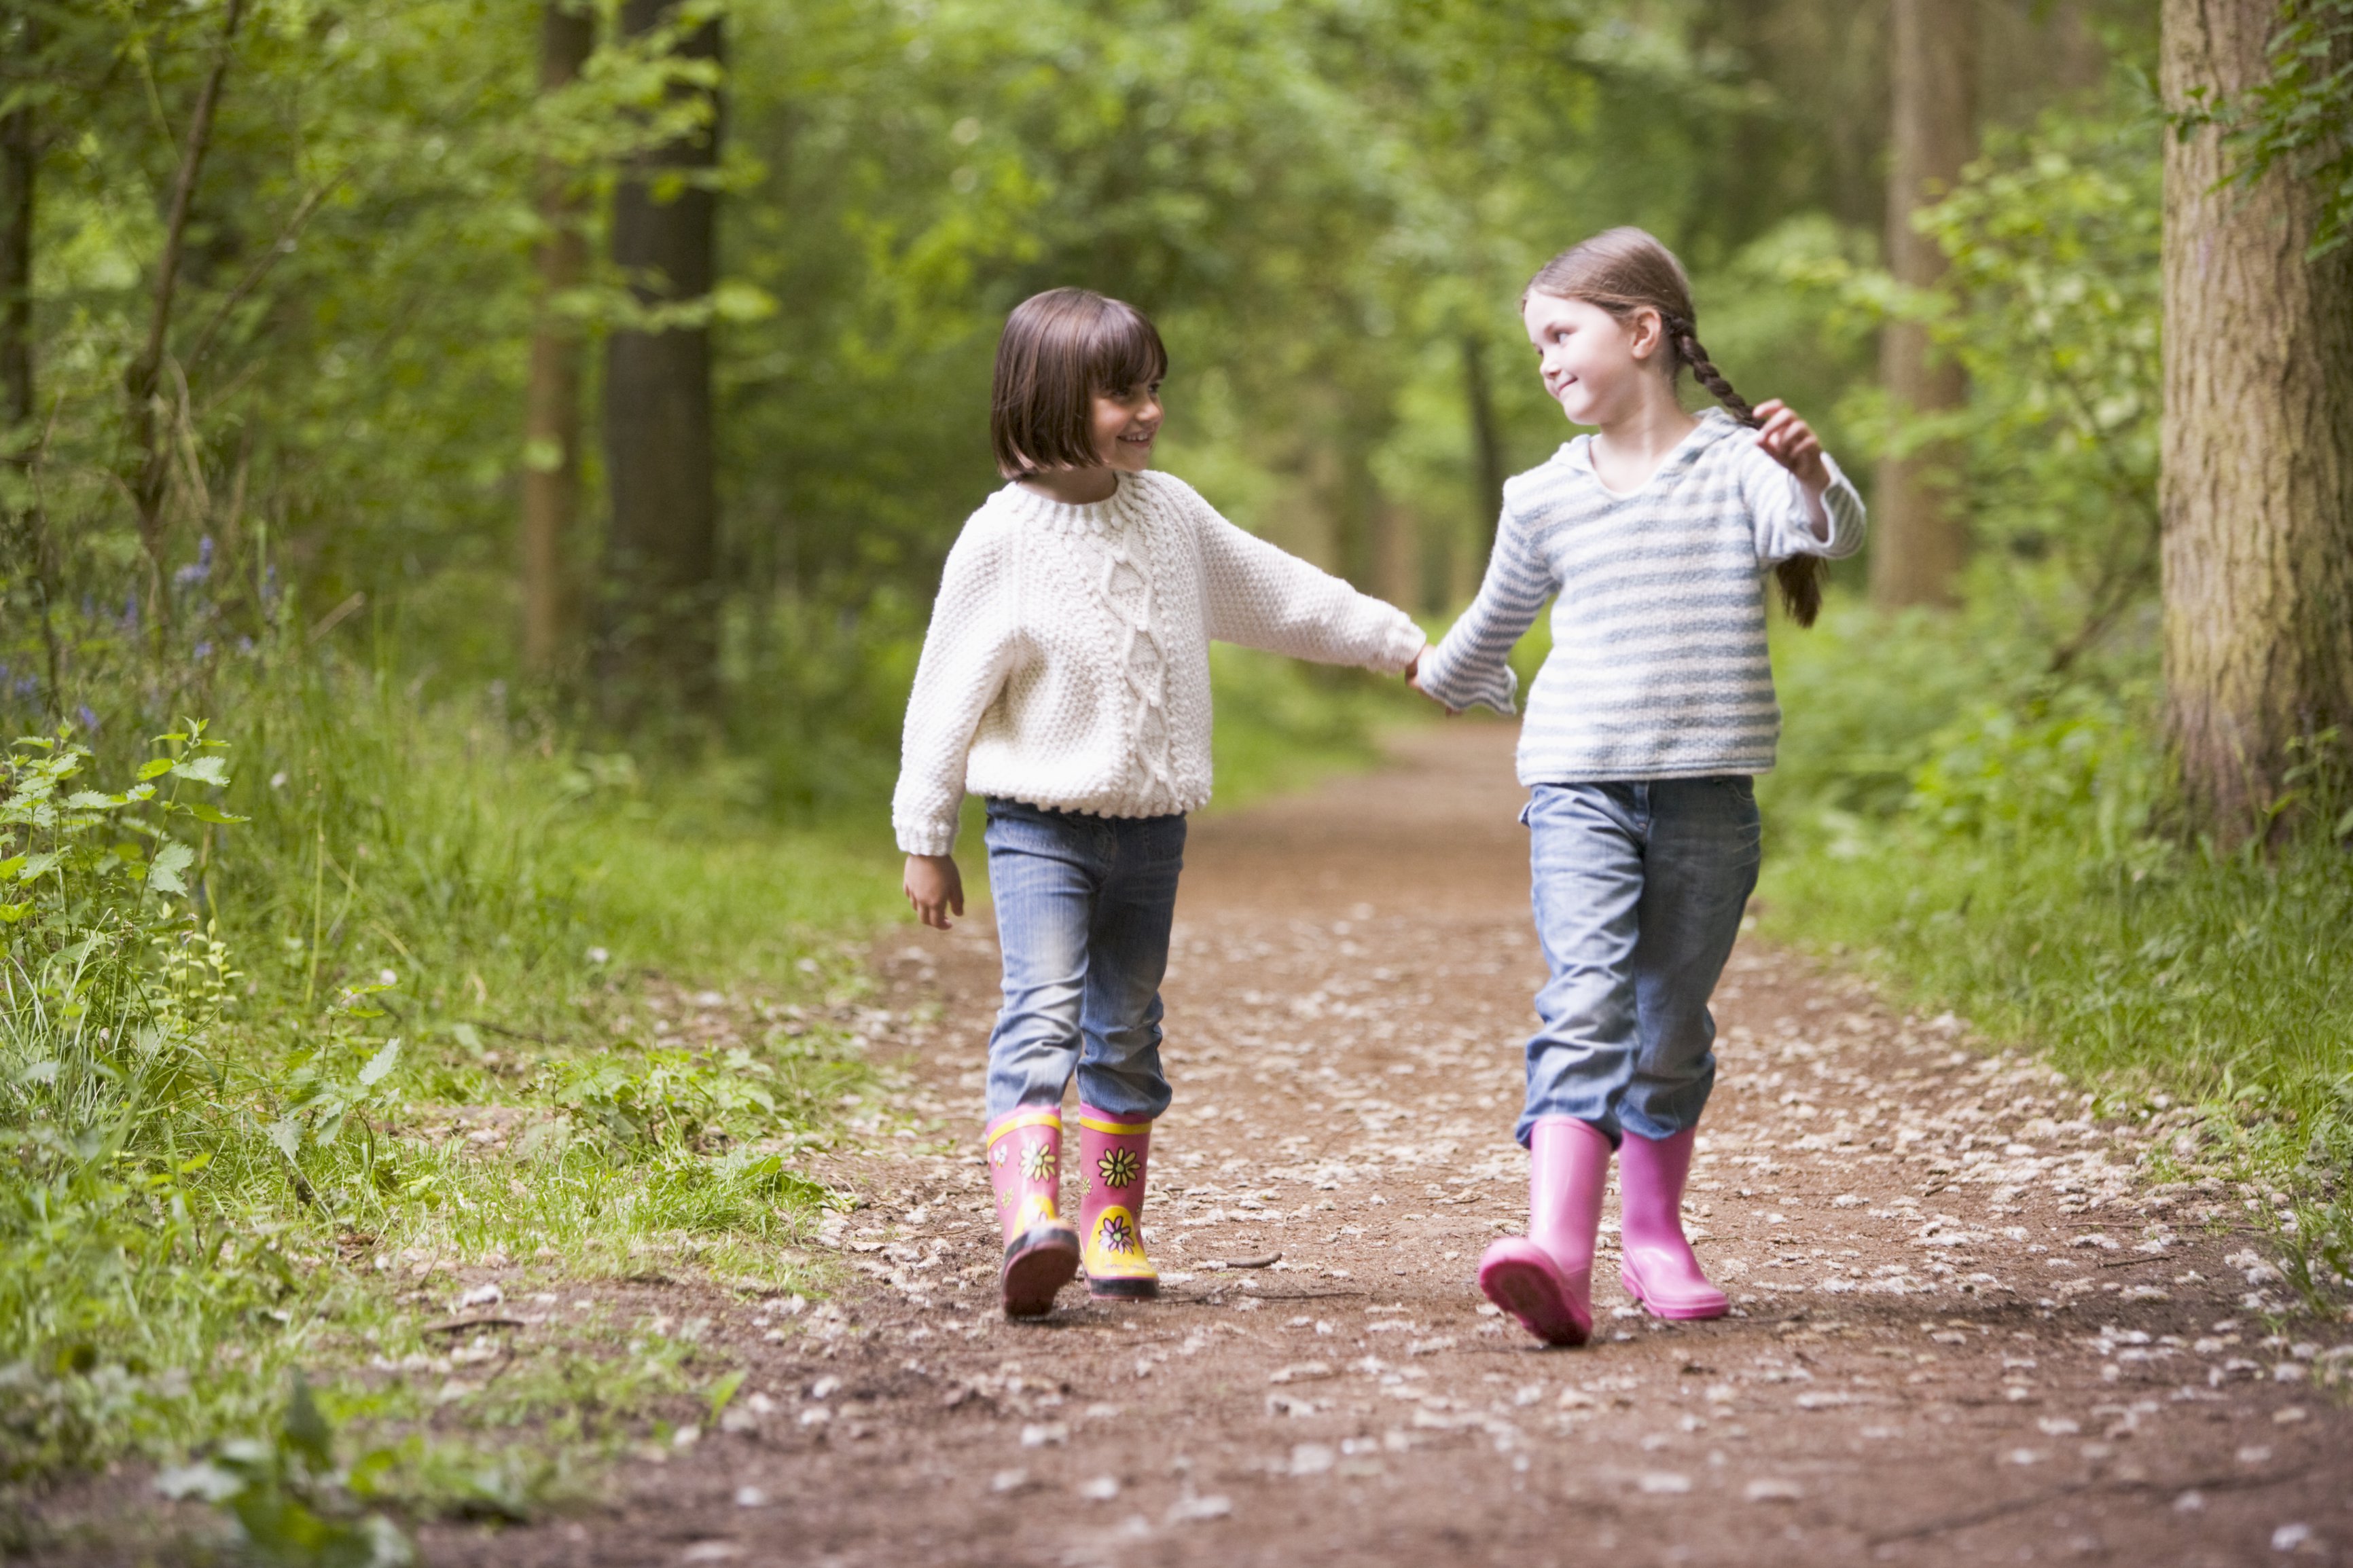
[893, 287, 1427, 1319]
[1414, 227, 1865, 1347]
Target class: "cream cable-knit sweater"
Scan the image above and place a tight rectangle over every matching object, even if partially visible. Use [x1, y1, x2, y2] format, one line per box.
[893, 470, 1426, 855]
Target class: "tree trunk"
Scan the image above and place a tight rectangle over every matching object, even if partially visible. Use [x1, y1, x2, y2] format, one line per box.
[1871, 0, 1974, 610]
[2159, 0, 2353, 843]
[124, 0, 244, 617]
[1, 12, 30, 438]
[1462, 333, 1505, 554]
[600, 0, 722, 720]
[3, 7, 58, 713]
[521, 0, 594, 682]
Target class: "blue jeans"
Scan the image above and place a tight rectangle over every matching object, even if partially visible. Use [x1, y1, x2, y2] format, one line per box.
[982, 799, 1187, 1123]
[1517, 778, 1761, 1147]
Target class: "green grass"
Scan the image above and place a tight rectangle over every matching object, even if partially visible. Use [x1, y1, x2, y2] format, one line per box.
[0, 654, 910, 1542]
[1754, 601, 2352, 1312]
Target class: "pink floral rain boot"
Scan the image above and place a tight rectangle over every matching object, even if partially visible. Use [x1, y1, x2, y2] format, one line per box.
[1076, 1106, 1158, 1300]
[1477, 1117, 1611, 1347]
[985, 1106, 1079, 1318]
[1617, 1127, 1727, 1320]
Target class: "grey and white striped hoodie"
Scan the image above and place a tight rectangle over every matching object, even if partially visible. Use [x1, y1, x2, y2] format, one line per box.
[1416, 408, 1865, 784]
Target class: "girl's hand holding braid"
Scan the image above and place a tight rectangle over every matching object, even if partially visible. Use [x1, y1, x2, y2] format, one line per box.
[1750, 399, 1830, 494]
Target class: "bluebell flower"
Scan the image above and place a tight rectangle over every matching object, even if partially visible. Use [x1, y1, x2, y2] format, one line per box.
[193, 640, 213, 660]
[75, 705, 99, 733]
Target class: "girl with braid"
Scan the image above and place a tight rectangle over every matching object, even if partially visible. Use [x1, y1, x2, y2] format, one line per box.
[1412, 227, 1864, 1345]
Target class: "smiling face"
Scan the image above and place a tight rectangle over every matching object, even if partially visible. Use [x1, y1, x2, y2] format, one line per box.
[1522, 291, 1669, 427]
[1090, 379, 1162, 473]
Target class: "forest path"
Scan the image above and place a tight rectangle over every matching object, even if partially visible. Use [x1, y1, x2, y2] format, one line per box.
[444, 725, 2350, 1568]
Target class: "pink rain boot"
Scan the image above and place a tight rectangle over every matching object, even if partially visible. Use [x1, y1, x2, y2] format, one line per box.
[1617, 1127, 1727, 1320]
[1076, 1106, 1158, 1300]
[1477, 1117, 1611, 1347]
[985, 1106, 1079, 1318]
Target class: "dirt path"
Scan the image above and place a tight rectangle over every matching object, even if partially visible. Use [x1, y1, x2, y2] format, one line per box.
[436, 725, 2351, 1568]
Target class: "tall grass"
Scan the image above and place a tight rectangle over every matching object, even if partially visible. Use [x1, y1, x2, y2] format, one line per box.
[0, 646, 906, 1510]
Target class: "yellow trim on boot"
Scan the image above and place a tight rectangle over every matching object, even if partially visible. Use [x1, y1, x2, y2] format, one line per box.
[1013, 1192, 1062, 1233]
[986, 1107, 1063, 1148]
[1076, 1113, 1152, 1136]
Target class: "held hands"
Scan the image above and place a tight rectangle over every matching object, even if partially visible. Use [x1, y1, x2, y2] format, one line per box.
[1752, 400, 1831, 496]
[1404, 649, 1458, 715]
[903, 854, 964, 930]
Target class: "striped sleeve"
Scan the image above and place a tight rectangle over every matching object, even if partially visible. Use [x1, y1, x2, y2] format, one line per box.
[1742, 445, 1867, 564]
[1415, 500, 1556, 715]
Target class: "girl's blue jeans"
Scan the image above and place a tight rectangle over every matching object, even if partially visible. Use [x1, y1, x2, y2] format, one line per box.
[982, 797, 1186, 1124]
[1517, 777, 1761, 1148]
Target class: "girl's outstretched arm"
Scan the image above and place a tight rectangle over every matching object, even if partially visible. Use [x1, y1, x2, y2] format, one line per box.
[1413, 500, 1555, 715]
[1190, 492, 1425, 674]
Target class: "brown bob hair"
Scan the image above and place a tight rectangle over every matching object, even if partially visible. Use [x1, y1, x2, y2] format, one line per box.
[990, 288, 1168, 479]
[1526, 227, 1825, 627]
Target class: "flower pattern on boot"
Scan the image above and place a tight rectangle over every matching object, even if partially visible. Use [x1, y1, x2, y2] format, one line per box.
[1077, 1107, 1157, 1299]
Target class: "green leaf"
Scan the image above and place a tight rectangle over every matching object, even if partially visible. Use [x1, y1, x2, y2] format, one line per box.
[146, 841, 195, 896]
[186, 803, 249, 824]
[704, 1368, 746, 1426]
[154, 1461, 245, 1503]
[357, 1038, 401, 1089]
[170, 756, 231, 786]
[137, 758, 173, 781]
[281, 1372, 337, 1474]
[266, 1115, 304, 1162]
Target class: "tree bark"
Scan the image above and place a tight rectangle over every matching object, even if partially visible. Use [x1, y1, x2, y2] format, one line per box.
[600, 0, 722, 719]
[124, 0, 244, 606]
[1462, 332, 1505, 555]
[2159, 0, 2353, 843]
[1871, 0, 1975, 610]
[3, 6, 58, 714]
[1, 7, 31, 437]
[522, 0, 594, 682]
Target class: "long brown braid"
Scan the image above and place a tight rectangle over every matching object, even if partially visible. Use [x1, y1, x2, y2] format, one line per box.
[1524, 227, 1825, 627]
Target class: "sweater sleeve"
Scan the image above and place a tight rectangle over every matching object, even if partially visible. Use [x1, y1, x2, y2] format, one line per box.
[1742, 444, 1867, 564]
[891, 523, 1022, 856]
[1190, 491, 1426, 673]
[1414, 497, 1554, 716]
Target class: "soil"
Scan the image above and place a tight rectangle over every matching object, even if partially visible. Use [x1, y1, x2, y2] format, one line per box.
[29, 725, 2353, 1566]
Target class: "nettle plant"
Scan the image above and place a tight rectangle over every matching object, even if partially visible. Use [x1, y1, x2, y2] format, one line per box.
[1, 721, 247, 1146]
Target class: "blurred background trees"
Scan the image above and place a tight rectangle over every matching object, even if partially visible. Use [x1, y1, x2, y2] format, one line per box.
[0, 0, 2344, 837]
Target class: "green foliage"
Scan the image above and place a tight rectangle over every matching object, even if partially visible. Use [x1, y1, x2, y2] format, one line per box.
[1781, 86, 2163, 661]
[0, 649, 899, 1511]
[2178, 0, 2353, 257]
[1759, 610, 2353, 1313]
[155, 1373, 413, 1567]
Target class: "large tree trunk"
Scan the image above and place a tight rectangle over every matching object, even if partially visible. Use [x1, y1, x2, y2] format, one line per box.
[521, 0, 594, 682]
[600, 0, 722, 720]
[1871, 0, 1975, 610]
[2159, 0, 2353, 843]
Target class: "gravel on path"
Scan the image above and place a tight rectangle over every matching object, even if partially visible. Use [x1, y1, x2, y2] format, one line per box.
[431, 723, 2352, 1568]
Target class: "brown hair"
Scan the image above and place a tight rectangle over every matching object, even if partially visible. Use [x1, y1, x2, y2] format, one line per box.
[990, 288, 1168, 479]
[1525, 227, 1825, 627]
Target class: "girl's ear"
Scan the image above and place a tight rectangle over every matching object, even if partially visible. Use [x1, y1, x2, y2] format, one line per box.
[1628, 307, 1667, 365]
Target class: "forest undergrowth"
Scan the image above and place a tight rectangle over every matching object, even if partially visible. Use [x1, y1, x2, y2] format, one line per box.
[1753, 603, 2353, 1324]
